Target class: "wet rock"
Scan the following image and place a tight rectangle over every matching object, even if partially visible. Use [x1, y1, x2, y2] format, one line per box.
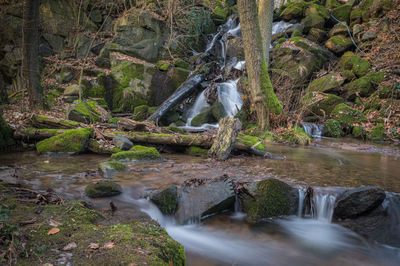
[111, 145, 161, 161]
[36, 128, 93, 155]
[113, 136, 133, 151]
[85, 180, 122, 198]
[175, 177, 235, 224]
[99, 161, 126, 178]
[242, 178, 299, 223]
[67, 100, 111, 124]
[151, 186, 178, 215]
[331, 4, 351, 24]
[333, 186, 386, 219]
[190, 102, 227, 127]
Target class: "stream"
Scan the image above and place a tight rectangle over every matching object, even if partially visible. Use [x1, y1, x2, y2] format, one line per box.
[1, 138, 400, 265]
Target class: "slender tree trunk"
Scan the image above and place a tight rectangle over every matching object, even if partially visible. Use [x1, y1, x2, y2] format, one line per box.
[23, 0, 42, 109]
[258, 0, 274, 67]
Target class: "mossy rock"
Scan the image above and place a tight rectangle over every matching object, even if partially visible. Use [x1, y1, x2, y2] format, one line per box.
[132, 105, 150, 121]
[323, 119, 345, 137]
[306, 73, 345, 93]
[67, 100, 111, 124]
[108, 117, 120, 125]
[242, 178, 299, 223]
[331, 4, 352, 23]
[2, 191, 185, 266]
[151, 186, 178, 215]
[339, 52, 370, 77]
[0, 114, 15, 148]
[368, 123, 385, 141]
[325, 34, 353, 54]
[191, 102, 227, 127]
[111, 145, 161, 161]
[344, 72, 384, 100]
[237, 134, 267, 151]
[99, 161, 127, 178]
[171, 67, 190, 89]
[350, 9, 363, 27]
[331, 103, 367, 129]
[186, 146, 209, 157]
[273, 126, 311, 145]
[329, 23, 348, 37]
[156, 60, 171, 71]
[164, 126, 185, 134]
[341, 69, 356, 81]
[325, 0, 341, 10]
[308, 93, 345, 117]
[280, 2, 306, 20]
[85, 180, 122, 198]
[88, 139, 122, 154]
[36, 128, 94, 154]
[307, 28, 326, 43]
[359, 0, 393, 22]
[162, 110, 181, 126]
[174, 58, 191, 70]
[352, 126, 367, 139]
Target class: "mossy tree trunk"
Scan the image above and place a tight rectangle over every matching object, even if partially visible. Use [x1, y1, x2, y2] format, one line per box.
[23, 0, 42, 109]
[238, 0, 282, 130]
[258, 0, 274, 67]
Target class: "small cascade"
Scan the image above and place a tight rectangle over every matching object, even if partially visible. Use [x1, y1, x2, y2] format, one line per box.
[186, 90, 210, 126]
[303, 123, 324, 138]
[217, 79, 242, 117]
[298, 187, 306, 217]
[298, 187, 337, 222]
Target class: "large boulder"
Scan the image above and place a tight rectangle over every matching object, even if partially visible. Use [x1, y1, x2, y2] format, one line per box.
[67, 100, 111, 124]
[85, 180, 122, 198]
[338, 51, 370, 77]
[303, 93, 344, 121]
[242, 178, 299, 223]
[151, 186, 179, 215]
[96, 8, 169, 67]
[175, 177, 235, 224]
[271, 37, 329, 88]
[36, 128, 93, 154]
[330, 103, 367, 130]
[343, 72, 385, 100]
[359, 0, 393, 22]
[333, 186, 386, 219]
[280, 2, 307, 21]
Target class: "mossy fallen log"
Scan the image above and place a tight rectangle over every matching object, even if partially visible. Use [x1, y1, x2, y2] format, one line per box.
[103, 131, 284, 159]
[30, 114, 81, 129]
[14, 128, 69, 141]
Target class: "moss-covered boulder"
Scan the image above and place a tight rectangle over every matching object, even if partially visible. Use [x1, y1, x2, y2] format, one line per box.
[302, 4, 329, 33]
[0, 114, 15, 148]
[359, 0, 393, 22]
[111, 145, 161, 161]
[67, 100, 111, 124]
[306, 93, 345, 118]
[99, 161, 127, 178]
[242, 178, 299, 223]
[191, 102, 227, 127]
[331, 103, 367, 129]
[368, 123, 385, 141]
[325, 34, 353, 54]
[343, 72, 385, 100]
[331, 4, 352, 23]
[186, 146, 209, 157]
[151, 186, 178, 215]
[36, 128, 93, 154]
[307, 28, 326, 43]
[323, 119, 345, 137]
[339, 52, 370, 77]
[273, 126, 311, 144]
[271, 37, 328, 87]
[329, 23, 348, 37]
[306, 72, 345, 93]
[132, 105, 157, 121]
[352, 126, 367, 139]
[85, 181, 122, 198]
[280, 2, 306, 21]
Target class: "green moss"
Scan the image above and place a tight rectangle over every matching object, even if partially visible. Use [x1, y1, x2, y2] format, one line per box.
[243, 178, 297, 223]
[280, 2, 306, 20]
[187, 146, 209, 157]
[174, 58, 191, 69]
[306, 73, 344, 93]
[111, 145, 161, 161]
[171, 67, 190, 88]
[67, 100, 107, 124]
[88, 139, 121, 154]
[278, 37, 287, 43]
[369, 123, 385, 141]
[100, 161, 126, 171]
[108, 117, 120, 124]
[274, 126, 311, 144]
[165, 126, 185, 134]
[325, 0, 340, 9]
[191, 102, 226, 126]
[151, 186, 178, 215]
[360, 0, 392, 22]
[132, 105, 150, 121]
[328, 34, 352, 46]
[85, 181, 122, 198]
[352, 126, 367, 139]
[341, 54, 371, 77]
[156, 60, 171, 71]
[36, 128, 93, 154]
[331, 103, 367, 128]
[310, 94, 344, 116]
[350, 9, 362, 27]
[302, 13, 326, 33]
[261, 61, 282, 115]
[237, 134, 267, 151]
[341, 69, 356, 81]
[331, 4, 351, 23]
[293, 30, 302, 37]
[243, 128, 274, 142]
[323, 119, 345, 137]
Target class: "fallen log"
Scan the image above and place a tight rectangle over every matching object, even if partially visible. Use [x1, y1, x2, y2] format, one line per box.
[103, 131, 284, 159]
[30, 114, 81, 129]
[147, 74, 204, 123]
[13, 128, 68, 141]
[208, 117, 242, 161]
[117, 117, 155, 132]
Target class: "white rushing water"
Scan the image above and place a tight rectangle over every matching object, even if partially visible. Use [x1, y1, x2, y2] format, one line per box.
[303, 122, 324, 138]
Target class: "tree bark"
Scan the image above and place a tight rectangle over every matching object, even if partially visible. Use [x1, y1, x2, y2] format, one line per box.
[258, 0, 274, 67]
[23, 0, 42, 109]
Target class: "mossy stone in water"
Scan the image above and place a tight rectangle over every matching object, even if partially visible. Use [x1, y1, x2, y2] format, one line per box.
[85, 180, 122, 198]
[243, 178, 299, 223]
[187, 146, 209, 157]
[36, 128, 93, 154]
[323, 119, 345, 137]
[99, 161, 126, 178]
[111, 145, 161, 161]
[151, 186, 178, 215]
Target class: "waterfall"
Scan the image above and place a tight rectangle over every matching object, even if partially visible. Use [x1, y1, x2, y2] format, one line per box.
[298, 187, 306, 217]
[303, 123, 324, 138]
[217, 79, 242, 117]
[186, 90, 210, 126]
[297, 187, 337, 222]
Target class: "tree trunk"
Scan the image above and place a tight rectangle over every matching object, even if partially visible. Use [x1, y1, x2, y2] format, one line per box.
[258, 0, 274, 67]
[23, 0, 42, 109]
[208, 117, 242, 161]
[238, 0, 282, 130]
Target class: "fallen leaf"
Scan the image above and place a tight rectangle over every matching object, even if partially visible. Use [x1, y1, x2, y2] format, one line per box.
[89, 243, 99, 249]
[63, 242, 77, 251]
[49, 219, 62, 227]
[47, 228, 60, 235]
[103, 242, 115, 249]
